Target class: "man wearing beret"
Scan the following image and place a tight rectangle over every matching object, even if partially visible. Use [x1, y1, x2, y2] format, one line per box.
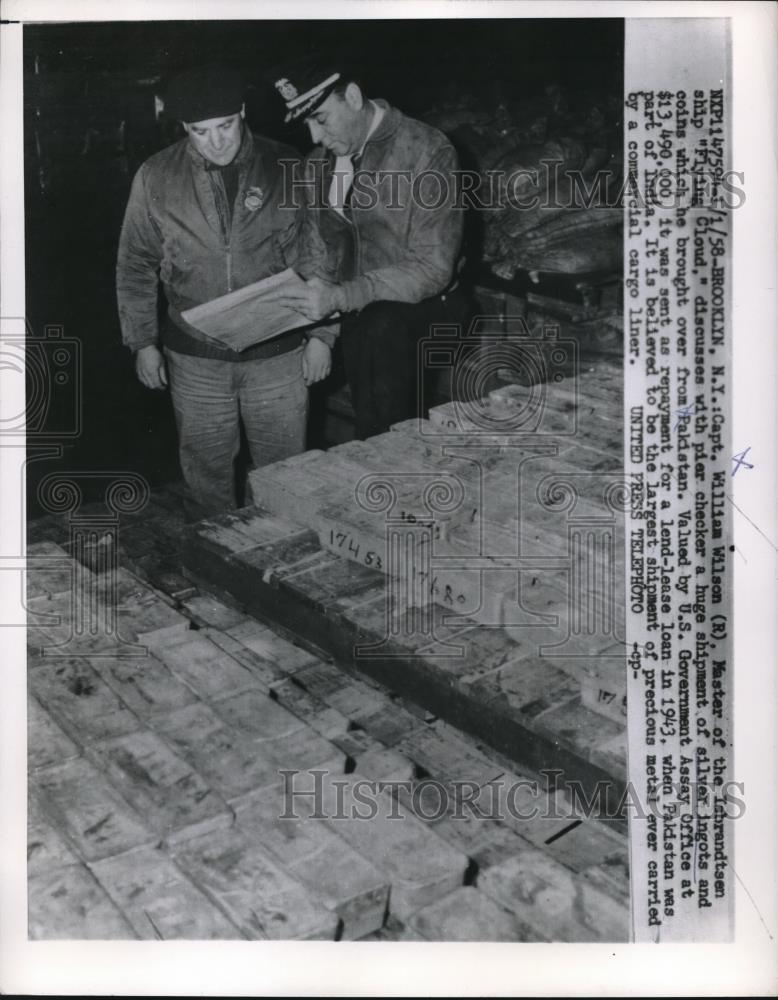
[116, 66, 333, 517]
[272, 62, 469, 440]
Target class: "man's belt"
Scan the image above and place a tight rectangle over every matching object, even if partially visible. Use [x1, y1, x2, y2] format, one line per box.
[164, 307, 305, 362]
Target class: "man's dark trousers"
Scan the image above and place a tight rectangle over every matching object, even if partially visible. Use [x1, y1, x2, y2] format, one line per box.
[339, 286, 471, 440]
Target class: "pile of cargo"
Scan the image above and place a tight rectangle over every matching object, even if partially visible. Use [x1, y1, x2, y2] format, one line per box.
[423, 85, 623, 280]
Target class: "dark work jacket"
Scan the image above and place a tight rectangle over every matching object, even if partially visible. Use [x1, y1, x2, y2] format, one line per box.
[116, 128, 334, 357]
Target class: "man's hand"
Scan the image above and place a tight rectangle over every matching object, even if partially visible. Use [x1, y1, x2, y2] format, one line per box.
[279, 276, 344, 322]
[134, 344, 168, 390]
[301, 337, 332, 386]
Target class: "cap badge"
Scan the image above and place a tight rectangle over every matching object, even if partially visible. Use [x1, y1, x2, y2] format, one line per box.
[275, 78, 298, 102]
[244, 186, 264, 211]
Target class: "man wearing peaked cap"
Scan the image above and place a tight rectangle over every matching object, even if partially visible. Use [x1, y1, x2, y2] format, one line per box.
[116, 64, 335, 518]
[270, 58, 471, 440]
[271, 59, 343, 124]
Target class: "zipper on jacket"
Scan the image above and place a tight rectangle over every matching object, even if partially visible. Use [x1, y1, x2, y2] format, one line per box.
[225, 188, 233, 292]
[210, 169, 234, 292]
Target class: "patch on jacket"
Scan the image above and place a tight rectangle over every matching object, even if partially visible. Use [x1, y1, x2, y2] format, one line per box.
[244, 186, 264, 211]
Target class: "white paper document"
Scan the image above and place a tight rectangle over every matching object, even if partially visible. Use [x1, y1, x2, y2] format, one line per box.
[181, 268, 310, 350]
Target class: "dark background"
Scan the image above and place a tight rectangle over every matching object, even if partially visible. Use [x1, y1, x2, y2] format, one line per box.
[23, 19, 623, 514]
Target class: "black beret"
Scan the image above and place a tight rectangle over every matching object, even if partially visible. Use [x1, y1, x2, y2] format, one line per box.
[164, 66, 244, 124]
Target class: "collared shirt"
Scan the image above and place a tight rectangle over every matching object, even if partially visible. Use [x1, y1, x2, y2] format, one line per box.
[328, 101, 385, 216]
[206, 160, 239, 226]
[200, 126, 247, 229]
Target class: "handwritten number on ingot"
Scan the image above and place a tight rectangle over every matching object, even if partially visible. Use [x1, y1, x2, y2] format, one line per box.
[597, 688, 628, 718]
[328, 529, 381, 570]
[327, 528, 467, 603]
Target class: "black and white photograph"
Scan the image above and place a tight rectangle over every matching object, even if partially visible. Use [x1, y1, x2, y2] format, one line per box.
[1, 1, 775, 995]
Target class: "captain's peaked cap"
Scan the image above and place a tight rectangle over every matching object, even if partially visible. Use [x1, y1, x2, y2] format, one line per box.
[164, 66, 244, 123]
[269, 57, 344, 123]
